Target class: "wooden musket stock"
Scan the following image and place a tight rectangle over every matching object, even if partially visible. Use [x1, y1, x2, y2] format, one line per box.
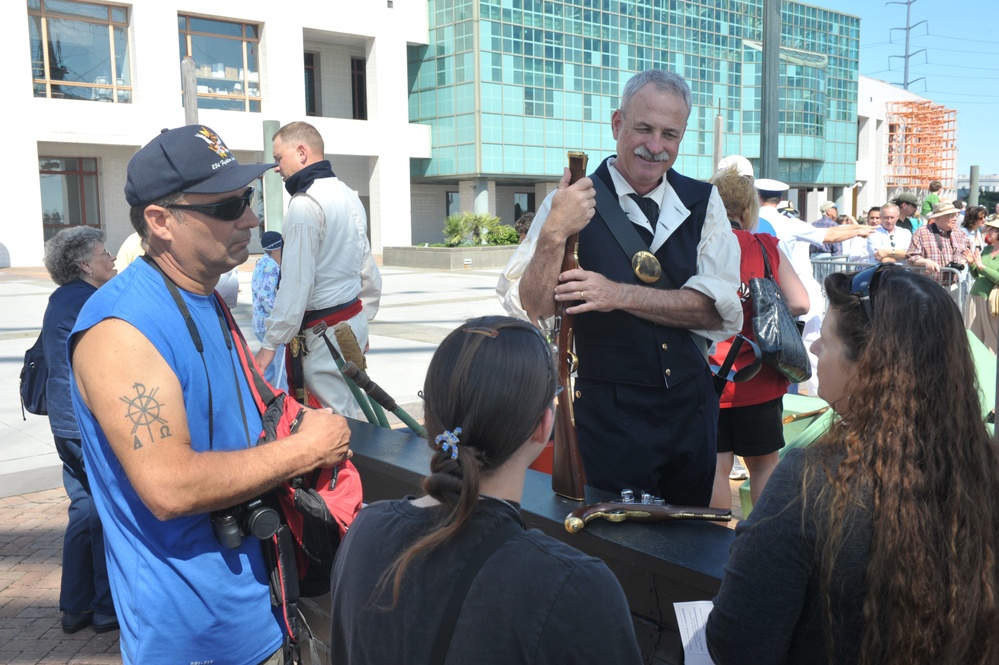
[565, 501, 732, 534]
[551, 151, 589, 501]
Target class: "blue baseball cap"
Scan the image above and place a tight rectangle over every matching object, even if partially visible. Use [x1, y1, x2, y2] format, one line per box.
[261, 231, 283, 251]
[125, 125, 275, 206]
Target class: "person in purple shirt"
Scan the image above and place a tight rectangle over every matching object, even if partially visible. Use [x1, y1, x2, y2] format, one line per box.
[810, 200, 841, 255]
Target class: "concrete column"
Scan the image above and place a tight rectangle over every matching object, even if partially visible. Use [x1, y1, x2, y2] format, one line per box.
[261, 120, 284, 232]
[459, 180, 477, 213]
[366, 33, 412, 252]
[536, 180, 557, 206]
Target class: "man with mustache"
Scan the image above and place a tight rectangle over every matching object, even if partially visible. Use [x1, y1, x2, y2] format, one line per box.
[498, 70, 741, 507]
[68, 125, 352, 663]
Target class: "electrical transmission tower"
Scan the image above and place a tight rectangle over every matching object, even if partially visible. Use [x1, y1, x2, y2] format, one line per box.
[887, 0, 926, 90]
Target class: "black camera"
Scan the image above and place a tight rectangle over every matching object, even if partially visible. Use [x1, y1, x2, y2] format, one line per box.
[211, 497, 281, 549]
[946, 261, 965, 271]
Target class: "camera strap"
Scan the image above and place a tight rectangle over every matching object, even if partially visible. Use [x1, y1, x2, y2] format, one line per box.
[930, 224, 960, 264]
[140, 255, 252, 449]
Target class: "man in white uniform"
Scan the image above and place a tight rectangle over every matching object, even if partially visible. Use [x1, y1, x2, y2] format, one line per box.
[255, 122, 381, 417]
[756, 179, 872, 394]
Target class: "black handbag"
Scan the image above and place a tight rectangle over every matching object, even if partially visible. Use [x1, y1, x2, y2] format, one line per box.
[749, 238, 812, 384]
[19, 332, 48, 419]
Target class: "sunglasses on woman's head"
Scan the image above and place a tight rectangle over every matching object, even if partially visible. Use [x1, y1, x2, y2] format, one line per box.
[848, 264, 893, 322]
[167, 188, 254, 221]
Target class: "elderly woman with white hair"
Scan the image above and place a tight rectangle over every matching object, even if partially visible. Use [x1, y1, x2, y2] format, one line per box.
[41, 226, 119, 634]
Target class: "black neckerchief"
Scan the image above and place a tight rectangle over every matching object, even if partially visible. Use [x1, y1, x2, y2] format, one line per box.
[284, 160, 336, 196]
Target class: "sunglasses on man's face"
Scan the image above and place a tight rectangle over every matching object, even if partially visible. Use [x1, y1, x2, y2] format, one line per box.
[848, 264, 893, 322]
[168, 188, 254, 221]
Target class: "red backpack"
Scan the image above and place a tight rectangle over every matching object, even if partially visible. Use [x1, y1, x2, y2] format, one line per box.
[221, 297, 363, 597]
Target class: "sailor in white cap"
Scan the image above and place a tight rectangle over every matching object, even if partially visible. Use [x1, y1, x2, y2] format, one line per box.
[757, 179, 872, 394]
[715, 158, 777, 236]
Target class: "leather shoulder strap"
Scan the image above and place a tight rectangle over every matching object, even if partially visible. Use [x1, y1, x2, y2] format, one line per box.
[590, 176, 675, 291]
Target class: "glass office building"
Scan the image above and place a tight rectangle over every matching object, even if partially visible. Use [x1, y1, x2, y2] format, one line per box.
[408, 0, 859, 195]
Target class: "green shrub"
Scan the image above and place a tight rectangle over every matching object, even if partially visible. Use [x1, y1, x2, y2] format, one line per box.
[488, 224, 519, 245]
[441, 212, 518, 247]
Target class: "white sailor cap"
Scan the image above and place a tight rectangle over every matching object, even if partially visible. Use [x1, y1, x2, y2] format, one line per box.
[755, 178, 789, 192]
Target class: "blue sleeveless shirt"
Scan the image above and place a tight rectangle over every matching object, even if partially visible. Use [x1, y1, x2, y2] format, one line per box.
[70, 259, 281, 664]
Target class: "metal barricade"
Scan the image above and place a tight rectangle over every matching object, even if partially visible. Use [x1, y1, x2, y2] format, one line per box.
[809, 257, 873, 286]
[809, 258, 969, 318]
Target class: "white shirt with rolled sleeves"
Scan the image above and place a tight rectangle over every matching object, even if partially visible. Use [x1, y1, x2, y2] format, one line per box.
[497, 158, 742, 342]
[867, 225, 912, 259]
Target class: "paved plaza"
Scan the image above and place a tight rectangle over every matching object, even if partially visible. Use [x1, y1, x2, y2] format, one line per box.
[0, 261, 506, 664]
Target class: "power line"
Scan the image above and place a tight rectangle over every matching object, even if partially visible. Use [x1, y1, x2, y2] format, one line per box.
[924, 30, 997, 45]
[925, 90, 999, 98]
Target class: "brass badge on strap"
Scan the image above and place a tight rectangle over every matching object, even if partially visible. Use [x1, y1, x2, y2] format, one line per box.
[631, 250, 662, 284]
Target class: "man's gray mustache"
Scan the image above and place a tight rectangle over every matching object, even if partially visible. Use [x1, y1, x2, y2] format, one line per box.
[634, 147, 670, 162]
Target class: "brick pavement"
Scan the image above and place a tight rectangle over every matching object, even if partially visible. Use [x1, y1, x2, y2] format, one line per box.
[0, 490, 121, 665]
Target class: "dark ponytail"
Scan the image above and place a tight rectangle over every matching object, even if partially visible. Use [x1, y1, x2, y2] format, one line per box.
[379, 315, 557, 605]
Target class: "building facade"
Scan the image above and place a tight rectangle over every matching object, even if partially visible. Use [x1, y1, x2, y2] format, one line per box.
[853, 75, 958, 220]
[6, 0, 888, 266]
[5, 0, 429, 268]
[406, 0, 862, 243]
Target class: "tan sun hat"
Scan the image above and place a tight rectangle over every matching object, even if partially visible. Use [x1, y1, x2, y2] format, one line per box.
[928, 202, 959, 219]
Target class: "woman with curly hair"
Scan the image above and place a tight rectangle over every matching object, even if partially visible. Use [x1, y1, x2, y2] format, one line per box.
[41, 226, 119, 633]
[329, 315, 641, 664]
[706, 265, 999, 664]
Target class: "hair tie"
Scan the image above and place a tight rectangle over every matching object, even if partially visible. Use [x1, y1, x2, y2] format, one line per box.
[435, 427, 462, 460]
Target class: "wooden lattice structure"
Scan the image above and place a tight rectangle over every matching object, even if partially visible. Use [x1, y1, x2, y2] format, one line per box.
[884, 101, 957, 189]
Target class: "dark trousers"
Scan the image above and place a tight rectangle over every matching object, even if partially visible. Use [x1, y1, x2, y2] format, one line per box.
[574, 369, 718, 506]
[54, 435, 114, 615]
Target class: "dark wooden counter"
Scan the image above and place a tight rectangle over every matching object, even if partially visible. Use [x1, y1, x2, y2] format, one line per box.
[347, 419, 734, 664]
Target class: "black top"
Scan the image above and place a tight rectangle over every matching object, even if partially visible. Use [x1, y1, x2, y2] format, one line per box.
[706, 448, 870, 664]
[330, 497, 643, 665]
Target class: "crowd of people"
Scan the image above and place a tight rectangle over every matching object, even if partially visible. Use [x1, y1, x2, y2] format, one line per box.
[29, 68, 999, 664]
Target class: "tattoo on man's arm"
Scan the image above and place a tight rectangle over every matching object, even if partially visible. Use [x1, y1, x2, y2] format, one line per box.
[120, 382, 170, 450]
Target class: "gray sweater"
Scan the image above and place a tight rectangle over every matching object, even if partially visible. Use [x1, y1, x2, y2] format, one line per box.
[706, 448, 871, 664]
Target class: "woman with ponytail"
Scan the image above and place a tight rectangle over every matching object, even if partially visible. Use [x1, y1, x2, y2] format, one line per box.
[706, 266, 999, 664]
[329, 315, 642, 664]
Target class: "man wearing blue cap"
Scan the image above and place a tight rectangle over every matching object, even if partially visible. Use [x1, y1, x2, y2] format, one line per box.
[253, 230, 287, 391]
[68, 125, 352, 664]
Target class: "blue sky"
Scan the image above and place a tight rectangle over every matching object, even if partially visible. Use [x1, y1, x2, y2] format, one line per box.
[831, 0, 999, 174]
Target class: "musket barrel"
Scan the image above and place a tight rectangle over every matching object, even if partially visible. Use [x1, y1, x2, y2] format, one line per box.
[551, 151, 590, 501]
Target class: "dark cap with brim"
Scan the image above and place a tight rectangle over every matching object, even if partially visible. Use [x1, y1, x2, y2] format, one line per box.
[125, 125, 275, 206]
[261, 231, 283, 251]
